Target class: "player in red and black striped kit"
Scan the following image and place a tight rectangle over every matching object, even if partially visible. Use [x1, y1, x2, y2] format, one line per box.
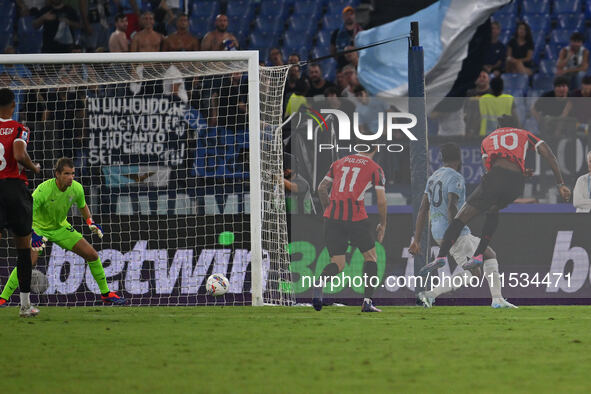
[0, 88, 42, 317]
[315, 145, 387, 312]
[421, 115, 571, 277]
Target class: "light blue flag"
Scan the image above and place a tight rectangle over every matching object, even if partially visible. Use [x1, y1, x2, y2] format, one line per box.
[357, 0, 511, 102]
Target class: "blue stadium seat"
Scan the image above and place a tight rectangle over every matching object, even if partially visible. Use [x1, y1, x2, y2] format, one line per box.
[522, 0, 550, 15]
[0, 0, 15, 21]
[550, 29, 571, 46]
[586, 0, 591, 16]
[319, 58, 337, 82]
[553, 0, 581, 14]
[493, 1, 518, 17]
[556, 14, 585, 31]
[532, 74, 555, 91]
[492, 11, 517, 26]
[538, 59, 556, 75]
[258, 2, 288, 20]
[190, 0, 219, 18]
[190, 15, 214, 39]
[499, 29, 513, 45]
[501, 73, 529, 96]
[321, 14, 342, 31]
[316, 29, 333, 47]
[544, 42, 562, 60]
[0, 33, 12, 52]
[287, 15, 314, 33]
[228, 16, 251, 38]
[283, 34, 311, 51]
[248, 31, 278, 49]
[226, 0, 254, 20]
[254, 16, 284, 35]
[310, 46, 330, 60]
[522, 14, 550, 37]
[293, 1, 323, 19]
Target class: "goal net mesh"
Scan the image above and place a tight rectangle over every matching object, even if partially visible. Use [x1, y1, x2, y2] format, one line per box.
[0, 58, 294, 306]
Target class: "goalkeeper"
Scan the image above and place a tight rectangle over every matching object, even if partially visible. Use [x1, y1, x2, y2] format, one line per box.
[0, 158, 126, 306]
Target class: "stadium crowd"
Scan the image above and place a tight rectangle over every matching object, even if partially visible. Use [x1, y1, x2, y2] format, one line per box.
[2, 0, 591, 206]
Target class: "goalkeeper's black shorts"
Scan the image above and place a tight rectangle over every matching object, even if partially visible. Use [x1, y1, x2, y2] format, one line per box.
[0, 178, 33, 237]
[324, 218, 375, 257]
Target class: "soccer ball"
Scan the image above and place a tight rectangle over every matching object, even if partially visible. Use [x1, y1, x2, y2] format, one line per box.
[31, 269, 49, 294]
[206, 274, 229, 296]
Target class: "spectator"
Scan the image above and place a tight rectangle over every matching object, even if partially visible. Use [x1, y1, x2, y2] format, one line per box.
[109, 13, 130, 52]
[483, 21, 506, 77]
[573, 151, 591, 213]
[340, 64, 361, 98]
[162, 14, 200, 51]
[354, 85, 389, 134]
[283, 153, 313, 216]
[285, 79, 309, 118]
[16, 0, 45, 17]
[335, 69, 348, 95]
[307, 64, 335, 98]
[556, 32, 589, 90]
[218, 72, 248, 131]
[283, 64, 302, 107]
[465, 70, 492, 134]
[430, 98, 466, 136]
[151, 0, 176, 35]
[34, 0, 81, 53]
[331, 6, 363, 69]
[569, 75, 591, 126]
[201, 14, 239, 51]
[479, 76, 518, 135]
[532, 76, 572, 122]
[506, 21, 535, 76]
[343, 45, 359, 69]
[268, 48, 284, 66]
[80, 0, 110, 52]
[130, 11, 163, 52]
[288, 53, 301, 65]
[115, 0, 141, 38]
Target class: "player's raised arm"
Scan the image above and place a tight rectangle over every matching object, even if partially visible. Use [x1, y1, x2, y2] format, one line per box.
[79, 204, 103, 239]
[537, 141, 571, 201]
[409, 193, 429, 255]
[12, 132, 40, 175]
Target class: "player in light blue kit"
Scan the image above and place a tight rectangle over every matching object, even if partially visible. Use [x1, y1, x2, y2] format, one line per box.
[408, 143, 516, 308]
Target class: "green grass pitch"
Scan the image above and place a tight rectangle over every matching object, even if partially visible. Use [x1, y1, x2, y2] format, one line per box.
[2, 306, 591, 393]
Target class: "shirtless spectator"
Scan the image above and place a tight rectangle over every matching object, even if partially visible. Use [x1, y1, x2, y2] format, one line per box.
[130, 11, 163, 52]
[201, 14, 239, 51]
[162, 14, 200, 51]
[109, 13, 130, 52]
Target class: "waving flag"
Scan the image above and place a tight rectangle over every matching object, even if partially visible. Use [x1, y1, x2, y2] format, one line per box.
[357, 0, 511, 103]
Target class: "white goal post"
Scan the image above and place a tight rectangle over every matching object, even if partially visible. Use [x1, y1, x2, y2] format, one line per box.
[0, 51, 294, 307]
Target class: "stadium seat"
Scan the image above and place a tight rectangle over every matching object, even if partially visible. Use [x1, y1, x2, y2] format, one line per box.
[190, 0, 219, 18]
[226, 0, 254, 20]
[320, 58, 337, 81]
[0, 33, 12, 53]
[538, 59, 556, 75]
[283, 34, 312, 51]
[254, 16, 284, 35]
[522, 14, 550, 37]
[522, 0, 550, 15]
[287, 15, 314, 34]
[248, 31, 278, 49]
[544, 42, 562, 61]
[532, 74, 555, 91]
[553, 0, 581, 14]
[556, 14, 585, 31]
[493, 1, 518, 17]
[316, 29, 333, 47]
[321, 14, 342, 31]
[189, 15, 214, 39]
[586, 0, 591, 16]
[501, 73, 529, 96]
[499, 29, 513, 45]
[293, 1, 323, 19]
[228, 16, 251, 38]
[258, 2, 289, 20]
[327, 0, 360, 16]
[550, 29, 571, 46]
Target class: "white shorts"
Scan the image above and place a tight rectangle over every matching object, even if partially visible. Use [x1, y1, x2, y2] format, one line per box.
[437, 234, 480, 266]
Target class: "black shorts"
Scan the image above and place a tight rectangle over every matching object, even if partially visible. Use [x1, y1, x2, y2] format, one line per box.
[0, 179, 33, 237]
[324, 218, 375, 257]
[467, 166, 525, 211]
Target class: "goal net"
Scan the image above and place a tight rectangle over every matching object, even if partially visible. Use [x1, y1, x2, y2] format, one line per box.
[0, 52, 294, 306]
